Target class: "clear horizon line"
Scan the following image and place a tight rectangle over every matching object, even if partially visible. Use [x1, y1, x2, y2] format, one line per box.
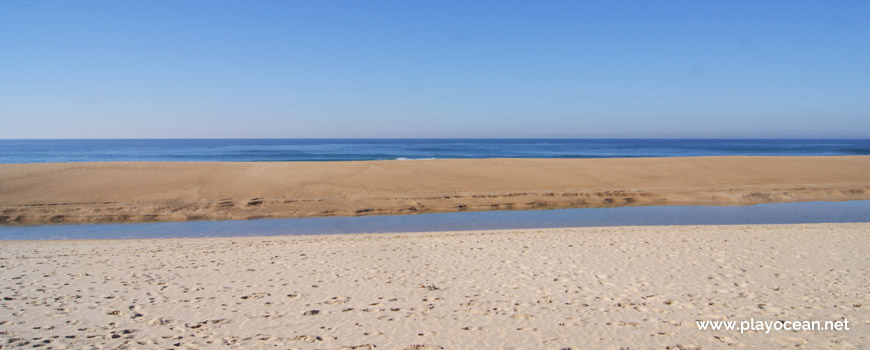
[1, 136, 870, 141]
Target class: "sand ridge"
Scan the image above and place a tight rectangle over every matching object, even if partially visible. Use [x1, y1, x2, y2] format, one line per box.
[1, 156, 870, 225]
[1, 223, 868, 349]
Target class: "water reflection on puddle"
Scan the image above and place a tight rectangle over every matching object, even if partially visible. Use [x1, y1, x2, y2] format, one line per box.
[1, 201, 868, 240]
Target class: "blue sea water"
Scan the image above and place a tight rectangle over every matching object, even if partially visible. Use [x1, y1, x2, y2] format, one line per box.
[1, 139, 869, 163]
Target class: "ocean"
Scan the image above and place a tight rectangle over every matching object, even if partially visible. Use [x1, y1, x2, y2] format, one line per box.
[1, 139, 869, 163]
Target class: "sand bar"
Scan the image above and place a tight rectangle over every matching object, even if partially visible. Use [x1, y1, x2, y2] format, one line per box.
[1, 156, 870, 225]
[1, 223, 868, 348]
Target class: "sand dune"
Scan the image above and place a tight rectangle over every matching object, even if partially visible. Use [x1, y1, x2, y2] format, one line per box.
[1, 156, 870, 225]
[1, 223, 868, 349]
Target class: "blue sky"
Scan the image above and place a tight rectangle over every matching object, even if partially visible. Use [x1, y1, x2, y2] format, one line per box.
[1, 1, 868, 138]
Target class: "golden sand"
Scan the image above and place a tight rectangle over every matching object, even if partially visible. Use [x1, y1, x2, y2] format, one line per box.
[2, 156, 869, 225]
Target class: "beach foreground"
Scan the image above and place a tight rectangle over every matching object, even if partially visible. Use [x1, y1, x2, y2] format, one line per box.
[1, 223, 868, 349]
[2, 156, 870, 225]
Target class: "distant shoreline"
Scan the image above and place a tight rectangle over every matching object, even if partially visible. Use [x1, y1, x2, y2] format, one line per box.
[1, 156, 868, 225]
[2, 138, 869, 164]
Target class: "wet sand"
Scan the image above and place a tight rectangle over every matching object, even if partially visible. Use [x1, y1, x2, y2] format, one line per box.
[1, 223, 868, 349]
[2, 156, 869, 225]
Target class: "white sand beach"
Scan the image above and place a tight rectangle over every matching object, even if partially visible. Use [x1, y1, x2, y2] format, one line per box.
[1, 223, 868, 349]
